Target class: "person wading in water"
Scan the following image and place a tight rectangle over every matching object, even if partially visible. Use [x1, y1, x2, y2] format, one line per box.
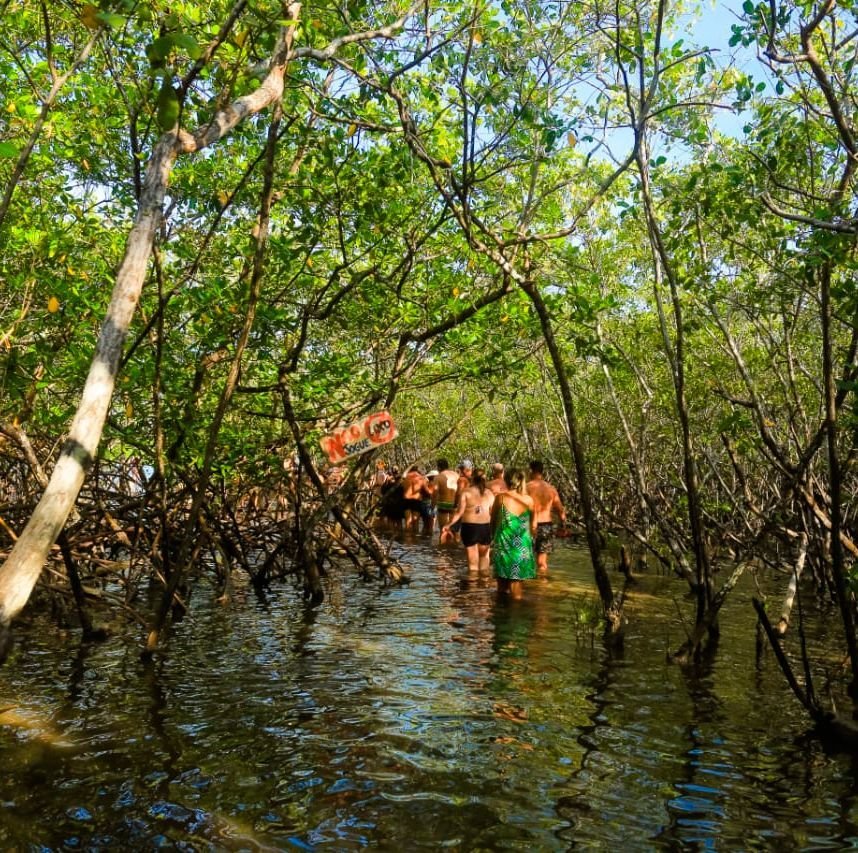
[434, 458, 459, 543]
[487, 462, 507, 495]
[526, 460, 567, 573]
[491, 468, 537, 599]
[441, 468, 495, 572]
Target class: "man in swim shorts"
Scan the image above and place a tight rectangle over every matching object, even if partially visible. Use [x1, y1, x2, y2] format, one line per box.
[526, 460, 567, 573]
[433, 458, 459, 540]
[402, 466, 428, 530]
[421, 470, 438, 533]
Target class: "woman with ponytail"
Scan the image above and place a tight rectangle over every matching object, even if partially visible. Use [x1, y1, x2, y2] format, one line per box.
[442, 467, 495, 572]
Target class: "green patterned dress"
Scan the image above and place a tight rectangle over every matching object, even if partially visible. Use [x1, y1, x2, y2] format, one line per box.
[492, 502, 536, 580]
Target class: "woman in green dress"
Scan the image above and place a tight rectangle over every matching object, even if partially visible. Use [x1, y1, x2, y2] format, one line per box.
[490, 468, 538, 599]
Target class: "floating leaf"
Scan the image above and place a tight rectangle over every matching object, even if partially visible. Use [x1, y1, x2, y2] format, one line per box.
[493, 702, 528, 723]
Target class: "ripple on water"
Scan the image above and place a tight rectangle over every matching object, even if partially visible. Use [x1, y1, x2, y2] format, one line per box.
[1, 539, 857, 848]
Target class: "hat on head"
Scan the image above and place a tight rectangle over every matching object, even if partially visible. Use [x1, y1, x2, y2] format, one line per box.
[427, 469, 439, 477]
[459, 458, 474, 470]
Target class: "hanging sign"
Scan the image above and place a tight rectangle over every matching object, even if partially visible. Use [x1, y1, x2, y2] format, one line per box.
[320, 410, 398, 463]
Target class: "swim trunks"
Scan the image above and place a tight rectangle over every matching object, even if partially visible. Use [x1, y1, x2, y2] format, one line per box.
[460, 521, 491, 547]
[534, 522, 555, 554]
[403, 498, 424, 513]
[436, 500, 456, 512]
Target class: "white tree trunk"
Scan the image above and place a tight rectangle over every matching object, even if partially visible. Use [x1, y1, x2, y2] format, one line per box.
[0, 7, 300, 635]
[0, 134, 176, 627]
[0, 1, 422, 644]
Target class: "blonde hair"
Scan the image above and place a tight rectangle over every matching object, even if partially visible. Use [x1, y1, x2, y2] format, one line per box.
[504, 468, 526, 494]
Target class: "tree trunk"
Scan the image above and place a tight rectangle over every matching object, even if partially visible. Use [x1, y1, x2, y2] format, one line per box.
[519, 278, 623, 638]
[0, 134, 174, 645]
[819, 261, 858, 701]
[777, 532, 808, 635]
[0, 7, 309, 652]
[637, 135, 713, 652]
[144, 98, 283, 655]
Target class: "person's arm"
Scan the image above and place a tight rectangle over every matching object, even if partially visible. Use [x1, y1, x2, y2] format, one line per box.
[443, 490, 468, 531]
[552, 489, 566, 525]
[490, 495, 502, 535]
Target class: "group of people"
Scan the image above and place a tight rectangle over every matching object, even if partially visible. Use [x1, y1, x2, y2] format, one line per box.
[375, 458, 567, 599]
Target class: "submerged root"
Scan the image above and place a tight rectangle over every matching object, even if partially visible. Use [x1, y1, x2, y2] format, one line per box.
[0, 619, 11, 665]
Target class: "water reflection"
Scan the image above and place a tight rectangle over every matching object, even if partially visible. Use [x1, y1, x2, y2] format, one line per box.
[2, 540, 858, 848]
[658, 651, 729, 848]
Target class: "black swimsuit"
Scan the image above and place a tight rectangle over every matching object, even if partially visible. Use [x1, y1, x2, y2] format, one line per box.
[460, 521, 491, 547]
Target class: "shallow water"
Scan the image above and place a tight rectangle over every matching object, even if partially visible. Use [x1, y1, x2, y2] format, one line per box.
[2, 536, 858, 849]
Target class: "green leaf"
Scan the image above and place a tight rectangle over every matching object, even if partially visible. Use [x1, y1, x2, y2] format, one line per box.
[96, 11, 126, 28]
[0, 141, 19, 158]
[156, 82, 180, 131]
[148, 35, 174, 63]
[173, 33, 202, 60]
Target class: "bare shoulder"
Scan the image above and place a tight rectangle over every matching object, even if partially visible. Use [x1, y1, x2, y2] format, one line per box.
[527, 479, 549, 497]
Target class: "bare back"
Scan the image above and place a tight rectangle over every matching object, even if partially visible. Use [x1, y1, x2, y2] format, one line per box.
[434, 469, 458, 507]
[497, 490, 534, 517]
[487, 477, 507, 495]
[402, 471, 425, 500]
[458, 485, 495, 523]
[526, 478, 563, 524]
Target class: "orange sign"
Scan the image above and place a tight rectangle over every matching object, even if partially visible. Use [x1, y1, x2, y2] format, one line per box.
[320, 410, 398, 463]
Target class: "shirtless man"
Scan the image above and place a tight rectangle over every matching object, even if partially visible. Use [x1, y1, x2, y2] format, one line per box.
[441, 468, 495, 572]
[451, 459, 473, 541]
[526, 460, 567, 573]
[487, 462, 507, 495]
[433, 458, 459, 541]
[421, 470, 437, 533]
[455, 459, 473, 503]
[402, 466, 428, 530]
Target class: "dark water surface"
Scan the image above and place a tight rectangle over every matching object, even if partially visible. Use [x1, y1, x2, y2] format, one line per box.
[2, 537, 858, 849]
